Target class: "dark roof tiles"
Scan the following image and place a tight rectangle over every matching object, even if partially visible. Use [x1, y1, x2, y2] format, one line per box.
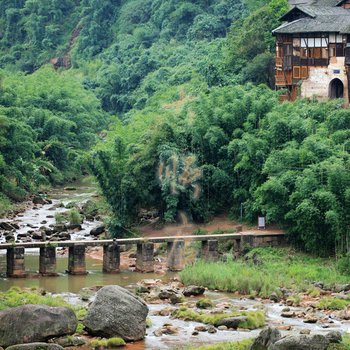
[275, 1, 350, 34]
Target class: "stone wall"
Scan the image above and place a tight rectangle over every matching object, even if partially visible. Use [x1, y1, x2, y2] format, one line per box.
[300, 57, 349, 106]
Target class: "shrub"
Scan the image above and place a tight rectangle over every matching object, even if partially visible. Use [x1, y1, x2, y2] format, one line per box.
[318, 297, 350, 310]
[337, 254, 350, 275]
[55, 212, 66, 224]
[68, 208, 83, 225]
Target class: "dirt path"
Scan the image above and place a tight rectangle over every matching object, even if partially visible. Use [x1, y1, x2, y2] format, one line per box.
[136, 215, 284, 238]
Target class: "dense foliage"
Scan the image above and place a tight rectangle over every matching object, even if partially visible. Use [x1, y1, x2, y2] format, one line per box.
[1, 0, 349, 256]
[91, 84, 350, 255]
[0, 0, 286, 115]
[0, 66, 107, 211]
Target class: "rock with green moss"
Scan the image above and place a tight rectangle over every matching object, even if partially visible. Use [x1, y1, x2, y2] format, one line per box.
[0, 305, 77, 348]
[6, 343, 64, 350]
[90, 337, 125, 348]
[196, 298, 213, 309]
[251, 327, 281, 350]
[216, 316, 247, 329]
[52, 336, 86, 347]
[272, 334, 329, 350]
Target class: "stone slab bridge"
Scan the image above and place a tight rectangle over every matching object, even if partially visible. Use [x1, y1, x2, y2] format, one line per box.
[0, 232, 286, 278]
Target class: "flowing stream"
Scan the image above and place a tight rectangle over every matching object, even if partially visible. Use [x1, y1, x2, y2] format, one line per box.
[0, 180, 350, 349]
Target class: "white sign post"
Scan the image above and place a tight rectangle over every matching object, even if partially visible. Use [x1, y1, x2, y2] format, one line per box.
[258, 216, 266, 230]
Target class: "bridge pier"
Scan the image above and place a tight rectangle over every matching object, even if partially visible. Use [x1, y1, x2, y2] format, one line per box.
[39, 247, 57, 276]
[201, 240, 219, 261]
[167, 240, 185, 271]
[68, 244, 87, 275]
[7, 247, 26, 278]
[241, 234, 257, 249]
[103, 243, 120, 273]
[136, 242, 154, 273]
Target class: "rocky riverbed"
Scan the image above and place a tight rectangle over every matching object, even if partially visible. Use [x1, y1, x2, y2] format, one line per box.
[5, 276, 347, 350]
[0, 178, 106, 246]
[1, 181, 350, 349]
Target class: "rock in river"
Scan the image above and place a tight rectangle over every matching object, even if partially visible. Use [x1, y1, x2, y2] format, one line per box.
[272, 334, 329, 350]
[83, 285, 149, 341]
[0, 305, 77, 348]
[183, 285, 205, 296]
[90, 225, 105, 236]
[216, 316, 248, 329]
[251, 327, 282, 350]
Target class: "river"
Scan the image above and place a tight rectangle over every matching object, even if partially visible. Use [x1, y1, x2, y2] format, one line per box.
[0, 180, 350, 349]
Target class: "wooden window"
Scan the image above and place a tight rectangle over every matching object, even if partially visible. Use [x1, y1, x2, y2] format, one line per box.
[313, 47, 322, 59]
[301, 67, 308, 79]
[336, 43, 345, 56]
[293, 66, 301, 79]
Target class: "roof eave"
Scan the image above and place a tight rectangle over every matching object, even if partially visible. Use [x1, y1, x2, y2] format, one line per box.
[279, 6, 316, 21]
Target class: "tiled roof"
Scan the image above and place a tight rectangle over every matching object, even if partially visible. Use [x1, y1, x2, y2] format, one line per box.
[274, 1, 350, 34]
[273, 14, 350, 34]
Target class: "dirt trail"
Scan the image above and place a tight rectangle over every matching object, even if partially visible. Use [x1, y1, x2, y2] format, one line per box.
[137, 215, 283, 238]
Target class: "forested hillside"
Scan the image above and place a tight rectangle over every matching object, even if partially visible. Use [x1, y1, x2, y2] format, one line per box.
[1, 0, 349, 256]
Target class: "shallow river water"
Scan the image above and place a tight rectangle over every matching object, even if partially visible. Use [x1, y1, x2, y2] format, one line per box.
[1, 180, 350, 349]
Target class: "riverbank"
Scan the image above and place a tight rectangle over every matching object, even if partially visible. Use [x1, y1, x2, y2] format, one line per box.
[2, 247, 350, 349]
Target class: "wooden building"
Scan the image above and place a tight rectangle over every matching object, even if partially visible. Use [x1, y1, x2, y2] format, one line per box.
[273, 0, 350, 104]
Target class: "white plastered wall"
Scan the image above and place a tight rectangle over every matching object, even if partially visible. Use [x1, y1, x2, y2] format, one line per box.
[300, 57, 349, 106]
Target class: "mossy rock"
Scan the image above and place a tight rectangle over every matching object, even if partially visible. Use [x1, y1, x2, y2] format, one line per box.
[196, 298, 214, 309]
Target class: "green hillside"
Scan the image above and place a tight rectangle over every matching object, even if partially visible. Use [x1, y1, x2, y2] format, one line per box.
[1, 0, 349, 256]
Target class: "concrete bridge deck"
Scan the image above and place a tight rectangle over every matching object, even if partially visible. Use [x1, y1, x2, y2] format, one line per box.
[0, 231, 286, 278]
[0, 231, 285, 249]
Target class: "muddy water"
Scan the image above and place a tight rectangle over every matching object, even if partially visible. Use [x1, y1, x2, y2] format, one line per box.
[0, 255, 173, 293]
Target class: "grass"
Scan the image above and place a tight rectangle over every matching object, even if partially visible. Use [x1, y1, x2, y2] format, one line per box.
[68, 208, 82, 225]
[0, 287, 72, 310]
[182, 339, 253, 350]
[180, 247, 350, 297]
[90, 337, 126, 348]
[0, 194, 12, 218]
[318, 297, 350, 310]
[55, 212, 67, 224]
[327, 334, 350, 350]
[172, 307, 265, 329]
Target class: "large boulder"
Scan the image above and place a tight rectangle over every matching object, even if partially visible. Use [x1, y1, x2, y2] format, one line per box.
[0, 305, 77, 348]
[6, 343, 64, 350]
[250, 327, 282, 350]
[325, 331, 342, 344]
[83, 285, 149, 341]
[272, 334, 329, 350]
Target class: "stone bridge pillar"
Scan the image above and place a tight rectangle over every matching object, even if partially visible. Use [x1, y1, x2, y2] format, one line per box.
[68, 244, 87, 275]
[103, 243, 120, 273]
[39, 246, 57, 276]
[167, 240, 185, 271]
[7, 247, 26, 278]
[136, 242, 154, 273]
[241, 234, 257, 250]
[201, 240, 219, 261]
